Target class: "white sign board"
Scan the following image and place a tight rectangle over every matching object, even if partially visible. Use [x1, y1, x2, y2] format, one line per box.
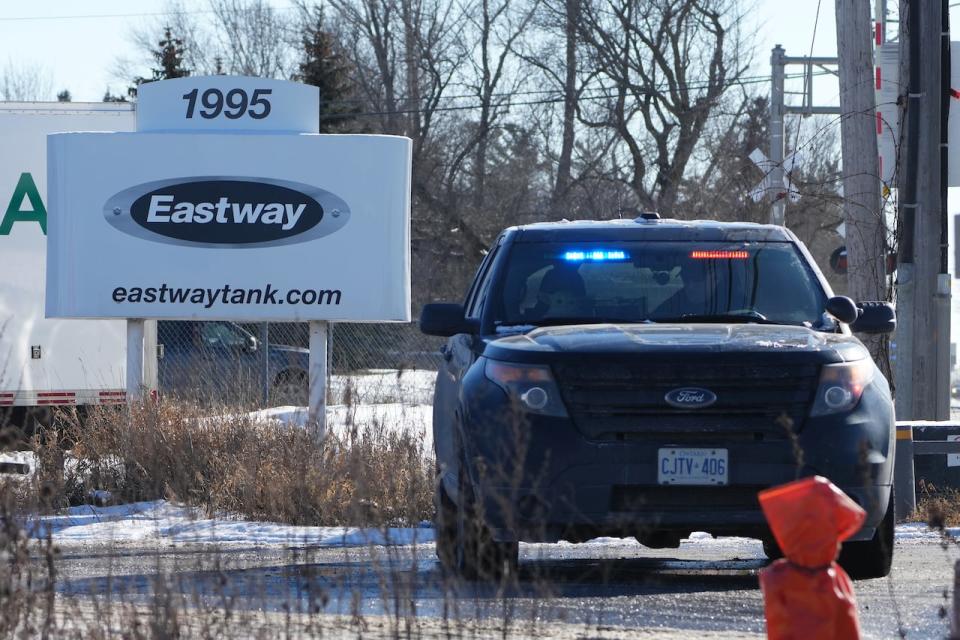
[46, 77, 412, 323]
[137, 76, 320, 133]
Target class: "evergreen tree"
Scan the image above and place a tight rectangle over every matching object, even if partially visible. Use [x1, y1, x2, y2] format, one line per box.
[56, 90, 71, 102]
[103, 89, 128, 103]
[129, 26, 191, 99]
[293, 8, 356, 132]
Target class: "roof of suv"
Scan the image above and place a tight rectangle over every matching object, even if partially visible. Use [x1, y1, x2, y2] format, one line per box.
[510, 217, 795, 243]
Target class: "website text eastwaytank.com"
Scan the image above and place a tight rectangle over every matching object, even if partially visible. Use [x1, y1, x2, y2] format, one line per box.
[111, 284, 342, 308]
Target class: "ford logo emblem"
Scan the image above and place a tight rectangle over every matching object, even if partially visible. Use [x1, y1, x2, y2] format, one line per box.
[103, 176, 350, 248]
[664, 387, 717, 409]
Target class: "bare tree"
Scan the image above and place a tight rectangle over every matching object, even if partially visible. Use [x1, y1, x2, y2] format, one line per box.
[0, 60, 54, 101]
[577, 0, 750, 214]
[209, 0, 296, 77]
[460, 0, 539, 207]
[331, 0, 403, 134]
[512, 0, 592, 211]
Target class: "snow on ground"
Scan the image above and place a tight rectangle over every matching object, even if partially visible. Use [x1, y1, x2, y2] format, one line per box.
[248, 402, 432, 440]
[244, 402, 433, 453]
[230, 369, 437, 449]
[22, 494, 951, 552]
[28, 500, 435, 548]
[893, 521, 960, 542]
[328, 369, 436, 406]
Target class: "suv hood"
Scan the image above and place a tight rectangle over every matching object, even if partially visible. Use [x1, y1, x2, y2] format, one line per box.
[485, 323, 867, 363]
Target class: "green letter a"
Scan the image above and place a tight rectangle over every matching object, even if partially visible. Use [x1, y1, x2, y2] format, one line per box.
[0, 173, 46, 235]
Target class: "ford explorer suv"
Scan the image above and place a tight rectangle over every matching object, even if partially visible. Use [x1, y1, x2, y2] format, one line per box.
[420, 216, 896, 581]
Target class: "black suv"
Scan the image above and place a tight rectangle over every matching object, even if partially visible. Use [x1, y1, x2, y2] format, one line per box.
[421, 217, 896, 580]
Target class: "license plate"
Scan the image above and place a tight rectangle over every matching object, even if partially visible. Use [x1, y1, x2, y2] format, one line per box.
[657, 448, 728, 485]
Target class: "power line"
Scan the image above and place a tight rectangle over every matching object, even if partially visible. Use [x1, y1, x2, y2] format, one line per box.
[793, 0, 825, 155]
[0, 5, 297, 23]
[313, 69, 838, 117]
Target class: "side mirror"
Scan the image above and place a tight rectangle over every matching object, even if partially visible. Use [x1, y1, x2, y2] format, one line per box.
[420, 303, 479, 337]
[246, 335, 259, 352]
[825, 296, 859, 324]
[851, 301, 896, 334]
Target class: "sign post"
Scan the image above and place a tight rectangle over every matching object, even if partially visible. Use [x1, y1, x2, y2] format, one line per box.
[308, 321, 328, 434]
[126, 319, 145, 401]
[46, 76, 412, 434]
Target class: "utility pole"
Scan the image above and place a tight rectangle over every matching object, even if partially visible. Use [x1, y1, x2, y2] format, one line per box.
[769, 46, 786, 226]
[894, 0, 950, 420]
[834, 3, 887, 351]
[765, 47, 839, 226]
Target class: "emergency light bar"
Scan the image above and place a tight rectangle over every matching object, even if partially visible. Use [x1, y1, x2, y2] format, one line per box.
[563, 250, 629, 262]
[690, 250, 749, 260]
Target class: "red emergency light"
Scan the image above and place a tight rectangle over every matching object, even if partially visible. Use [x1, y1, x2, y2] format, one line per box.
[690, 250, 749, 260]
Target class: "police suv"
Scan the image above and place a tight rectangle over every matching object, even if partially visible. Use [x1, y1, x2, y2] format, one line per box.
[421, 215, 896, 581]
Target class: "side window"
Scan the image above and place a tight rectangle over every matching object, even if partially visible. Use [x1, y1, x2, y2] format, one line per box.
[200, 322, 247, 349]
[466, 242, 502, 319]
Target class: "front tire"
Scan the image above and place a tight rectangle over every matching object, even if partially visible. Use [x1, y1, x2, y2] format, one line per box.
[435, 467, 518, 581]
[838, 488, 895, 580]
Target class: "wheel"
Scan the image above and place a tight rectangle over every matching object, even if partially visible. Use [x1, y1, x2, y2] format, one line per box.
[636, 531, 681, 549]
[838, 488, 895, 580]
[272, 370, 308, 406]
[762, 537, 783, 561]
[434, 477, 459, 571]
[436, 465, 518, 581]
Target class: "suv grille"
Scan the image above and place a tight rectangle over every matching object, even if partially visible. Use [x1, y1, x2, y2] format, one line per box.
[554, 361, 819, 441]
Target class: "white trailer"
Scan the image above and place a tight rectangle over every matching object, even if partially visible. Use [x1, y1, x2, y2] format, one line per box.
[0, 103, 152, 428]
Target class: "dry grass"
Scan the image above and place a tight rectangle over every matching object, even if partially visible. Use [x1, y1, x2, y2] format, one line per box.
[0, 399, 446, 637]
[33, 400, 434, 528]
[918, 484, 960, 530]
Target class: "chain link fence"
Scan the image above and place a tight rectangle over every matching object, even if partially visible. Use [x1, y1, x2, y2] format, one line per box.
[156, 320, 443, 408]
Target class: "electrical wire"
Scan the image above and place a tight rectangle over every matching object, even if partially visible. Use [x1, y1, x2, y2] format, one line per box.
[313, 69, 837, 119]
[791, 0, 824, 167]
[0, 5, 298, 22]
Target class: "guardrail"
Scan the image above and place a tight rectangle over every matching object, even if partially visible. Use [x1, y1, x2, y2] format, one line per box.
[894, 421, 960, 519]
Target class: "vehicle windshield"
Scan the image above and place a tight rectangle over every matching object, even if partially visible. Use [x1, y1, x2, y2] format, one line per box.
[494, 241, 828, 327]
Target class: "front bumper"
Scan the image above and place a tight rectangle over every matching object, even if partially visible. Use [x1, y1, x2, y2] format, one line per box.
[456, 375, 894, 544]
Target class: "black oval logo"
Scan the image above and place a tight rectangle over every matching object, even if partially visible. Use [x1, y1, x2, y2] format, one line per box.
[131, 180, 321, 244]
[664, 387, 717, 409]
[104, 177, 351, 248]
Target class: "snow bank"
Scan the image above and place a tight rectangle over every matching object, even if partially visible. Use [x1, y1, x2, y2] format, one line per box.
[328, 369, 436, 406]
[20, 496, 955, 552]
[28, 500, 434, 548]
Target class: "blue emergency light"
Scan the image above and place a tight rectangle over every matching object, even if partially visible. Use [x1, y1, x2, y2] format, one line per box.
[563, 249, 629, 262]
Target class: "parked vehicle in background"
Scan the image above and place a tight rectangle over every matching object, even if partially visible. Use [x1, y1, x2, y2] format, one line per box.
[422, 216, 897, 581]
[157, 321, 308, 405]
[0, 103, 150, 437]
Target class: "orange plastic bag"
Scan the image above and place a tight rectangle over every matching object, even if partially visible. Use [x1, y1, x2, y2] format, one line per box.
[758, 476, 866, 640]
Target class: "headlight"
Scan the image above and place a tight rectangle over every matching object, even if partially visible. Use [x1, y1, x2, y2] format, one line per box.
[483, 360, 568, 417]
[809, 359, 875, 416]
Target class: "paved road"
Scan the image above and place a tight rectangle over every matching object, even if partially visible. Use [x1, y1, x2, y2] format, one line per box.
[43, 534, 956, 638]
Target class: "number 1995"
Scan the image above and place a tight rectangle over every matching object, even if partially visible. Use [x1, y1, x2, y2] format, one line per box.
[182, 88, 272, 120]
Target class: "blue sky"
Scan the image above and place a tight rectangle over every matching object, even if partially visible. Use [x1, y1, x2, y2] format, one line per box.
[0, 0, 851, 103]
